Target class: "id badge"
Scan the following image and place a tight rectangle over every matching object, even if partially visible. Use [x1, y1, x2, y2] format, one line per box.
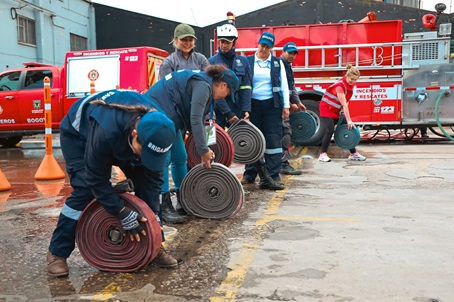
[205, 125, 216, 146]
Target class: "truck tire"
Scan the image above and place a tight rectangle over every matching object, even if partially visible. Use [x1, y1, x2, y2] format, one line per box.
[299, 99, 324, 146]
[0, 136, 23, 148]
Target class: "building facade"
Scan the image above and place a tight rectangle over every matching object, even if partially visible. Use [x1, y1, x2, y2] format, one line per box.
[0, 0, 95, 71]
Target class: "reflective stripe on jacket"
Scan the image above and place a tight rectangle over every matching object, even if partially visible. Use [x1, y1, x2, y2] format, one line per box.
[319, 77, 353, 118]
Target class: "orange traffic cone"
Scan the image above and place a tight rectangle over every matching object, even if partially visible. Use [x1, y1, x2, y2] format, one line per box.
[0, 169, 11, 192]
[35, 154, 66, 180]
[34, 77, 66, 180]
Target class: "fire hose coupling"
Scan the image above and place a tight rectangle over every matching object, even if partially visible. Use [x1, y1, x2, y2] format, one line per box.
[114, 179, 134, 193]
[108, 229, 123, 244]
[443, 90, 451, 97]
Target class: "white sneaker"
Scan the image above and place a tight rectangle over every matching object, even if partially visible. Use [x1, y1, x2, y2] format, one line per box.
[318, 153, 331, 162]
[348, 152, 366, 161]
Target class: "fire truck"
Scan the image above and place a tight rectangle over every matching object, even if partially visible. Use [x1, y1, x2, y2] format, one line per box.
[0, 46, 167, 147]
[216, 5, 454, 145]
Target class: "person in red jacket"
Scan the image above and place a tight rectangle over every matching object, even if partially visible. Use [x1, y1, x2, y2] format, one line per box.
[318, 64, 366, 162]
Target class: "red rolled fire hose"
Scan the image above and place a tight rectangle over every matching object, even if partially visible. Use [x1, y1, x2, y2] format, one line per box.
[185, 122, 234, 168]
[76, 193, 162, 272]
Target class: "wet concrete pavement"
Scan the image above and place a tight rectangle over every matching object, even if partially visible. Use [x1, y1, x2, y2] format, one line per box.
[0, 137, 453, 302]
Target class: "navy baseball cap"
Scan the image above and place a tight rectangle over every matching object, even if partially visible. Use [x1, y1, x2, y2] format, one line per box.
[259, 32, 275, 48]
[283, 42, 298, 53]
[221, 69, 240, 103]
[137, 111, 176, 172]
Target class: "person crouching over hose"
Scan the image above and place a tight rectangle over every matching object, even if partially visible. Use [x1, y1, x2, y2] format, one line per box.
[318, 64, 366, 162]
[47, 90, 179, 278]
[144, 64, 239, 218]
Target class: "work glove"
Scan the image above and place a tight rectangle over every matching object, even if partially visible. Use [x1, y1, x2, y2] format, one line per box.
[117, 207, 145, 238]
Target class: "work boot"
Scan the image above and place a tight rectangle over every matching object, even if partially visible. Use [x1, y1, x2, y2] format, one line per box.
[255, 162, 285, 190]
[174, 190, 187, 215]
[151, 247, 178, 268]
[240, 176, 255, 185]
[162, 192, 185, 224]
[280, 161, 302, 175]
[47, 251, 69, 277]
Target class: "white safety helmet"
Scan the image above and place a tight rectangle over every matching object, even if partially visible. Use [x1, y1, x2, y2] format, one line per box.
[216, 24, 238, 42]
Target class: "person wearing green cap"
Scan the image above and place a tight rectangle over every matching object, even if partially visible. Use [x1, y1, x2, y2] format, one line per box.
[47, 90, 180, 278]
[161, 23, 210, 77]
[157, 23, 210, 224]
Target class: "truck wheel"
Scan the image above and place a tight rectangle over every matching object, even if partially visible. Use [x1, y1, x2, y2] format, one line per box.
[0, 136, 23, 148]
[299, 99, 324, 146]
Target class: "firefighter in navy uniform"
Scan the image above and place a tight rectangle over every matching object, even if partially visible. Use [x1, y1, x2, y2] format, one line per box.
[47, 90, 179, 278]
[208, 23, 252, 128]
[144, 65, 239, 169]
[241, 32, 290, 190]
[280, 42, 307, 175]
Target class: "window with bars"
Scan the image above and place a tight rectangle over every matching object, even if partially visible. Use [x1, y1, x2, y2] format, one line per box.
[70, 33, 88, 51]
[17, 16, 36, 46]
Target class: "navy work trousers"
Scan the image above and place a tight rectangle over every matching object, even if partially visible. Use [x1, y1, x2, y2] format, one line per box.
[49, 130, 162, 259]
[243, 98, 283, 181]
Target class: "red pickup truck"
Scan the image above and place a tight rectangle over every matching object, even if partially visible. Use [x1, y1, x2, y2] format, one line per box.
[0, 46, 168, 147]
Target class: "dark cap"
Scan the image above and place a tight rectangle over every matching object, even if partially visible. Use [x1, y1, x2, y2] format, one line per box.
[258, 32, 275, 48]
[170, 23, 197, 44]
[221, 69, 240, 104]
[138, 111, 176, 172]
[283, 42, 298, 53]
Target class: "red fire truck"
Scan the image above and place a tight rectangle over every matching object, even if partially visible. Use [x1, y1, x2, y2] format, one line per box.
[216, 9, 454, 145]
[0, 47, 167, 147]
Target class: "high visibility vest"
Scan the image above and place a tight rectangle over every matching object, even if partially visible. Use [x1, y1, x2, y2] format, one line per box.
[320, 77, 353, 118]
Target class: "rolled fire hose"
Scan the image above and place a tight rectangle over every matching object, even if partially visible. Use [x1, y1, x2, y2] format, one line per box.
[179, 163, 244, 219]
[289, 111, 317, 145]
[227, 119, 266, 164]
[334, 125, 361, 150]
[185, 122, 234, 168]
[76, 193, 162, 272]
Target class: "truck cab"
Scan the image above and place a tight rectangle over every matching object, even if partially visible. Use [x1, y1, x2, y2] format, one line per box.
[0, 46, 168, 147]
[0, 63, 65, 147]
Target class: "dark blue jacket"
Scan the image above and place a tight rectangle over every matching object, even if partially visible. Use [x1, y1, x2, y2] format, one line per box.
[144, 70, 213, 155]
[60, 90, 163, 215]
[247, 55, 284, 108]
[209, 48, 252, 116]
[280, 58, 300, 105]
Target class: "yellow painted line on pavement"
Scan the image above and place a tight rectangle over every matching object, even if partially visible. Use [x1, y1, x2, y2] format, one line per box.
[210, 147, 359, 301]
[91, 273, 133, 301]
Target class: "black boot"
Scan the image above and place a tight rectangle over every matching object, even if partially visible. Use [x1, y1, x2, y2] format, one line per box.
[174, 190, 187, 215]
[255, 162, 285, 190]
[280, 161, 302, 175]
[161, 192, 185, 224]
